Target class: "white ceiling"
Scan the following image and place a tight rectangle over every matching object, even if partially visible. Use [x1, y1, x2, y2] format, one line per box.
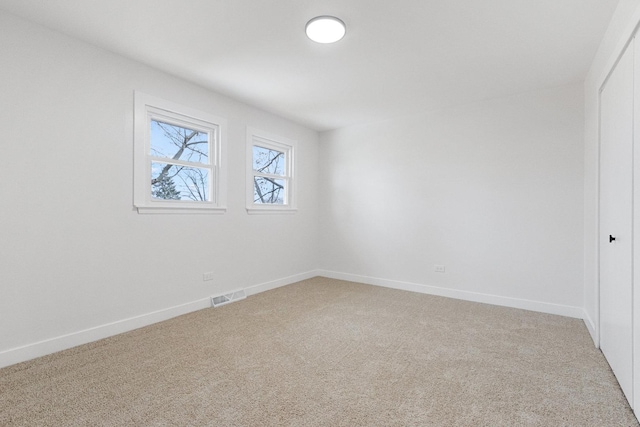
[0, 0, 619, 131]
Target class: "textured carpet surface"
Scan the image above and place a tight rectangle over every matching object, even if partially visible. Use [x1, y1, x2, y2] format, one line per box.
[0, 277, 637, 426]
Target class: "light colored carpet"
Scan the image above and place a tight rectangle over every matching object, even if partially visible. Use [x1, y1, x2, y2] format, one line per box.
[0, 277, 637, 426]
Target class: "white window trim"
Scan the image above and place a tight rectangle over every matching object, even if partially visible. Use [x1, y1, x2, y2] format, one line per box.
[133, 91, 227, 214]
[246, 128, 297, 214]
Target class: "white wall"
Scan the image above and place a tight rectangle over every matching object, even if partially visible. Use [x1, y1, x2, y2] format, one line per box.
[0, 11, 319, 367]
[583, 0, 640, 344]
[318, 83, 585, 314]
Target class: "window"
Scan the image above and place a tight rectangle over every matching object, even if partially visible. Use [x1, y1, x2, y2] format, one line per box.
[134, 92, 226, 214]
[246, 128, 296, 214]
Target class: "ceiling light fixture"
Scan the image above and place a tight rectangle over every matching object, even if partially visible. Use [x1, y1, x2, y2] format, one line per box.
[305, 16, 346, 44]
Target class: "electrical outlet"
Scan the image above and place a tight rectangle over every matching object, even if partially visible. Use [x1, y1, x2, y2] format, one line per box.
[434, 265, 446, 273]
[203, 272, 214, 281]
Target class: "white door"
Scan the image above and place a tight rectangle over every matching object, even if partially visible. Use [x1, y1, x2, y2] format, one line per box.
[600, 40, 634, 406]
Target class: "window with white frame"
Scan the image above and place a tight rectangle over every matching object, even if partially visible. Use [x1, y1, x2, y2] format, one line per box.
[246, 128, 296, 213]
[134, 92, 226, 214]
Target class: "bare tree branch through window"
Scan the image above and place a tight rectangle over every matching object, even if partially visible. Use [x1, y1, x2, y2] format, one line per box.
[150, 120, 210, 201]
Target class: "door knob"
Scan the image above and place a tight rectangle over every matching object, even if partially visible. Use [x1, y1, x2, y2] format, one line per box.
[609, 235, 616, 243]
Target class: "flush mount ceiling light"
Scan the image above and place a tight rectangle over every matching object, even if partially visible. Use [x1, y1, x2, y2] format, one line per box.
[305, 16, 346, 44]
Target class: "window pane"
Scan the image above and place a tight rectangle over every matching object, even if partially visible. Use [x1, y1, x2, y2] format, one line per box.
[150, 120, 209, 164]
[253, 176, 285, 204]
[151, 162, 210, 201]
[253, 145, 284, 175]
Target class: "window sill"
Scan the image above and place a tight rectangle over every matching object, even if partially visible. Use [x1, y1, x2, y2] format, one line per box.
[136, 205, 227, 215]
[246, 207, 297, 215]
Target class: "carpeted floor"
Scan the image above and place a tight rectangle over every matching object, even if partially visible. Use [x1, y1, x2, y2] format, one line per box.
[0, 277, 637, 426]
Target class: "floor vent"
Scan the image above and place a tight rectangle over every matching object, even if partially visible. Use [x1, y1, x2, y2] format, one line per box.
[211, 290, 247, 308]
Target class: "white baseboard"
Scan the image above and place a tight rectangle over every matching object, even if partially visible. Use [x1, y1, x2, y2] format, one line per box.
[582, 309, 598, 346]
[0, 270, 319, 369]
[0, 298, 211, 370]
[244, 270, 319, 296]
[1, 270, 588, 369]
[317, 270, 585, 319]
